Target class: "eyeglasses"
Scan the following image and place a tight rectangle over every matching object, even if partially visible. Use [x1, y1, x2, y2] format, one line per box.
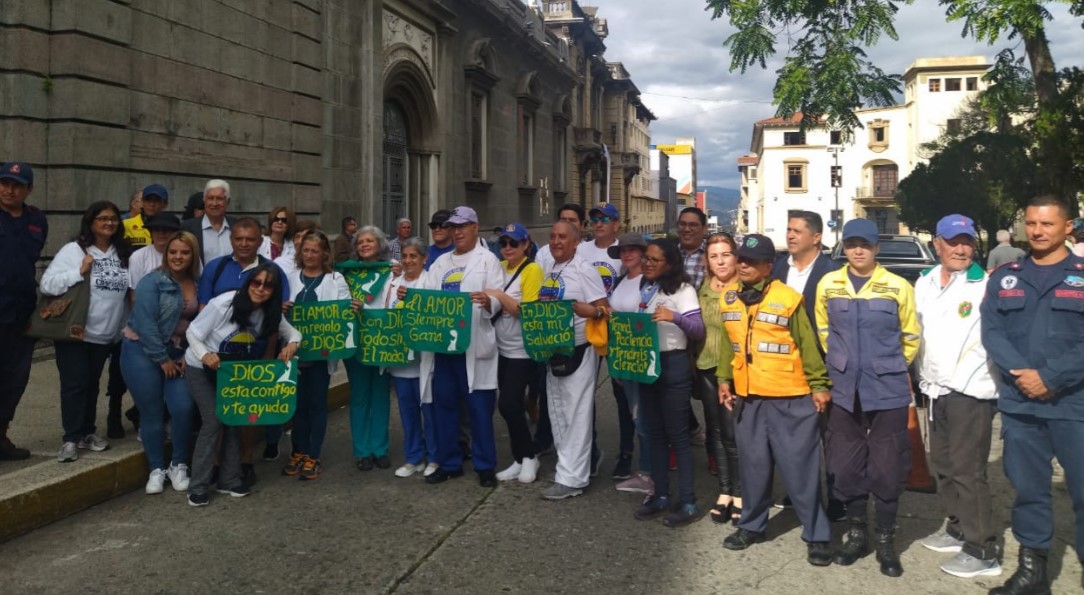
[498, 238, 522, 248]
[94, 216, 119, 224]
[272, 217, 289, 224]
[644, 256, 665, 265]
[677, 222, 703, 229]
[590, 216, 614, 224]
[249, 279, 274, 290]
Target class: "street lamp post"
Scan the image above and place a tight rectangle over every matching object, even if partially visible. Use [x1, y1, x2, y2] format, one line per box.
[827, 145, 844, 246]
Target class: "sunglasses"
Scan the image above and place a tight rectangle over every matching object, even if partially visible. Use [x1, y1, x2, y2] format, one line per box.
[428, 222, 450, 230]
[272, 217, 289, 224]
[249, 279, 274, 290]
[590, 216, 614, 224]
[498, 238, 522, 248]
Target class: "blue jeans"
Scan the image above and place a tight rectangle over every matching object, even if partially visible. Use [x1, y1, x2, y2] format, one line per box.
[393, 376, 436, 465]
[432, 354, 496, 473]
[292, 364, 330, 459]
[623, 381, 650, 474]
[120, 339, 193, 470]
[343, 359, 390, 458]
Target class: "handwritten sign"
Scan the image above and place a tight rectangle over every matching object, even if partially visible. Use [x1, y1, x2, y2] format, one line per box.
[607, 312, 661, 384]
[336, 260, 392, 305]
[358, 308, 415, 367]
[520, 300, 575, 362]
[216, 359, 298, 425]
[400, 289, 472, 354]
[289, 300, 358, 361]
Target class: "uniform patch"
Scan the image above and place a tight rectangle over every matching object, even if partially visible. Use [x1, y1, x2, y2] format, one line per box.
[724, 290, 738, 304]
[1064, 275, 1084, 288]
[870, 285, 899, 294]
[998, 289, 1024, 298]
[1055, 289, 1084, 300]
[9, 164, 20, 174]
[957, 301, 973, 318]
[1000, 275, 1018, 289]
[824, 288, 848, 296]
[745, 237, 758, 248]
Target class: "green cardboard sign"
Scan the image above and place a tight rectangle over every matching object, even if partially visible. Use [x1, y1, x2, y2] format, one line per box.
[336, 260, 392, 306]
[358, 308, 415, 367]
[216, 359, 298, 425]
[400, 288, 472, 354]
[288, 299, 358, 361]
[607, 312, 661, 384]
[519, 300, 575, 362]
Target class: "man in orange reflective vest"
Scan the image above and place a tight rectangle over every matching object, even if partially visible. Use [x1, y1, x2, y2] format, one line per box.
[717, 234, 833, 566]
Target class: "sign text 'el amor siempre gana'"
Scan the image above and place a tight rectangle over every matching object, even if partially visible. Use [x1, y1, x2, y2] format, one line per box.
[399, 289, 472, 354]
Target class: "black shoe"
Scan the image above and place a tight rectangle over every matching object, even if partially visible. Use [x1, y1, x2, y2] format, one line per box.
[833, 521, 870, 566]
[807, 542, 833, 566]
[374, 454, 391, 470]
[356, 456, 374, 471]
[216, 484, 251, 498]
[107, 411, 125, 439]
[826, 498, 847, 522]
[241, 463, 257, 487]
[262, 442, 280, 461]
[611, 453, 633, 480]
[663, 503, 701, 528]
[187, 492, 209, 507]
[874, 526, 903, 578]
[772, 495, 793, 510]
[478, 470, 497, 488]
[0, 436, 31, 461]
[723, 528, 765, 551]
[125, 406, 140, 432]
[425, 467, 464, 484]
[634, 495, 671, 521]
[458, 440, 472, 460]
[990, 547, 1050, 595]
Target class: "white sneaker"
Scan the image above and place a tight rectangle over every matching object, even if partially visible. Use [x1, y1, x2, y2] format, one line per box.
[940, 552, 1002, 578]
[57, 441, 79, 463]
[146, 469, 166, 494]
[394, 463, 425, 478]
[78, 433, 109, 452]
[168, 463, 190, 491]
[423, 463, 439, 477]
[496, 461, 522, 481]
[518, 457, 540, 484]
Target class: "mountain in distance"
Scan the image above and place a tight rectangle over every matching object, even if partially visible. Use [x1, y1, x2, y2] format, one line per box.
[698, 186, 740, 220]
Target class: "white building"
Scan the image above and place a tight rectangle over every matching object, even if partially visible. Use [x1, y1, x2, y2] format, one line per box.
[738, 56, 992, 248]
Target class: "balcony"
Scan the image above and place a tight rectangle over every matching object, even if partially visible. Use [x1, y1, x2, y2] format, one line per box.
[855, 185, 898, 205]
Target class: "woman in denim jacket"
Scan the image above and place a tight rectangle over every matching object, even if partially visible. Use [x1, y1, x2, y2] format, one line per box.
[120, 231, 201, 495]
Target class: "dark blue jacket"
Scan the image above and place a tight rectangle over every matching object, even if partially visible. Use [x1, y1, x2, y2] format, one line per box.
[772, 252, 841, 345]
[981, 253, 1084, 420]
[0, 205, 48, 325]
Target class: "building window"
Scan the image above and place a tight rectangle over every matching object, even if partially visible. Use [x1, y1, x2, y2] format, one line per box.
[830, 130, 842, 145]
[867, 119, 890, 153]
[748, 166, 757, 180]
[783, 131, 806, 146]
[784, 160, 807, 193]
[929, 78, 941, 92]
[947, 118, 962, 134]
[470, 90, 488, 179]
[946, 78, 962, 91]
[966, 77, 978, 91]
[873, 127, 885, 143]
[554, 127, 567, 191]
[518, 106, 534, 186]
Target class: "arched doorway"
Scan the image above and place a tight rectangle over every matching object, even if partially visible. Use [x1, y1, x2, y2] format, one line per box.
[382, 101, 409, 234]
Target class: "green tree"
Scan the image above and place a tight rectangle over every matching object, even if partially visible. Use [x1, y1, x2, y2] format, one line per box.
[704, 0, 1082, 200]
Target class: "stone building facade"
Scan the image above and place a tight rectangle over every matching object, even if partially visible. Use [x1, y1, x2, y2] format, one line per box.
[2, 0, 651, 257]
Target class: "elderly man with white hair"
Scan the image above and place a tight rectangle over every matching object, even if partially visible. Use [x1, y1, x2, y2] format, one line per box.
[389, 217, 413, 262]
[182, 179, 235, 265]
[985, 229, 1025, 272]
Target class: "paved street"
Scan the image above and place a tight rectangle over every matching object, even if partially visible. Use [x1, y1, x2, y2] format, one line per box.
[1, 364, 1081, 594]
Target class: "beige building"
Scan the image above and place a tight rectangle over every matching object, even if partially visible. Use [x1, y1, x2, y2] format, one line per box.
[601, 62, 662, 233]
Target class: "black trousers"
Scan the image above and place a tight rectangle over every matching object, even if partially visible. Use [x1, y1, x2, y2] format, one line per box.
[54, 341, 113, 443]
[695, 368, 740, 496]
[497, 356, 540, 463]
[930, 391, 998, 559]
[641, 351, 695, 505]
[826, 399, 911, 529]
[0, 323, 36, 428]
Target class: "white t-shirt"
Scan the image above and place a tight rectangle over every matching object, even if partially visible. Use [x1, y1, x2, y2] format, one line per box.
[577, 238, 622, 296]
[784, 254, 815, 295]
[40, 242, 130, 344]
[535, 244, 554, 272]
[129, 245, 164, 289]
[609, 273, 643, 313]
[540, 254, 607, 345]
[388, 273, 426, 379]
[494, 261, 543, 359]
[640, 282, 700, 351]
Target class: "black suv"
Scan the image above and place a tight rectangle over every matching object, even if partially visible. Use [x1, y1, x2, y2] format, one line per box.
[831, 234, 936, 285]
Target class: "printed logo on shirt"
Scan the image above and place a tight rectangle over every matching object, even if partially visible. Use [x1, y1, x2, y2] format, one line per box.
[724, 290, 738, 304]
[539, 274, 565, 301]
[1063, 275, 1084, 288]
[441, 267, 465, 292]
[218, 329, 269, 360]
[1000, 275, 1018, 290]
[92, 256, 128, 293]
[594, 261, 619, 295]
[957, 301, 973, 318]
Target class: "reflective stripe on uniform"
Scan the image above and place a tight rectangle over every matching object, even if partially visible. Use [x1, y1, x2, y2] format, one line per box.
[755, 312, 789, 327]
[757, 342, 792, 354]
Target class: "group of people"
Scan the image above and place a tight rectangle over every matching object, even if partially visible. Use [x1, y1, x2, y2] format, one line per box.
[2, 156, 1082, 593]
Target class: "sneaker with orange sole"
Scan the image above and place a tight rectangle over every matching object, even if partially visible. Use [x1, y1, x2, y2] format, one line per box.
[299, 457, 321, 481]
[282, 452, 305, 476]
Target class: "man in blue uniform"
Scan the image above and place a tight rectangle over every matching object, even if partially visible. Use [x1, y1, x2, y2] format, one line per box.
[0, 162, 47, 460]
[982, 194, 1084, 595]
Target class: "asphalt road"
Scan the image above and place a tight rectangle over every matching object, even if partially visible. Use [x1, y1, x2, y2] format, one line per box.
[2, 378, 1081, 595]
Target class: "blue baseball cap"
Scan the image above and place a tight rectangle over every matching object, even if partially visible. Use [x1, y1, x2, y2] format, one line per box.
[589, 203, 619, 220]
[141, 183, 169, 203]
[498, 222, 529, 242]
[0, 162, 33, 185]
[936, 214, 977, 239]
[842, 218, 879, 245]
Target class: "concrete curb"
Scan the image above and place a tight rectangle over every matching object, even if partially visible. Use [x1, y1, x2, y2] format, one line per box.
[0, 381, 351, 544]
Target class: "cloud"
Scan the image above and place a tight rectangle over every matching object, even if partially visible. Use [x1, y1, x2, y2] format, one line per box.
[594, 0, 1084, 190]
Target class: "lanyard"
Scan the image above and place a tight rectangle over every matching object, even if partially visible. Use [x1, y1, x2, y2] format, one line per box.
[638, 280, 660, 313]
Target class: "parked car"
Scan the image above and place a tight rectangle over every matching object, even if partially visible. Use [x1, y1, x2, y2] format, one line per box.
[831, 234, 937, 285]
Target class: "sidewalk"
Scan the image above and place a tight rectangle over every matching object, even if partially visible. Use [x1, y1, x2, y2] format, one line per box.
[0, 351, 350, 543]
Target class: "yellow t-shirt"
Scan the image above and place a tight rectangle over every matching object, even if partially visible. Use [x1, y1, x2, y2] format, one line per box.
[123, 214, 151, 248]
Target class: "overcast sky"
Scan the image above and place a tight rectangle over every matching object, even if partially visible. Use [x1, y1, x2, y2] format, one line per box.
[588, 0, 1084, 189]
